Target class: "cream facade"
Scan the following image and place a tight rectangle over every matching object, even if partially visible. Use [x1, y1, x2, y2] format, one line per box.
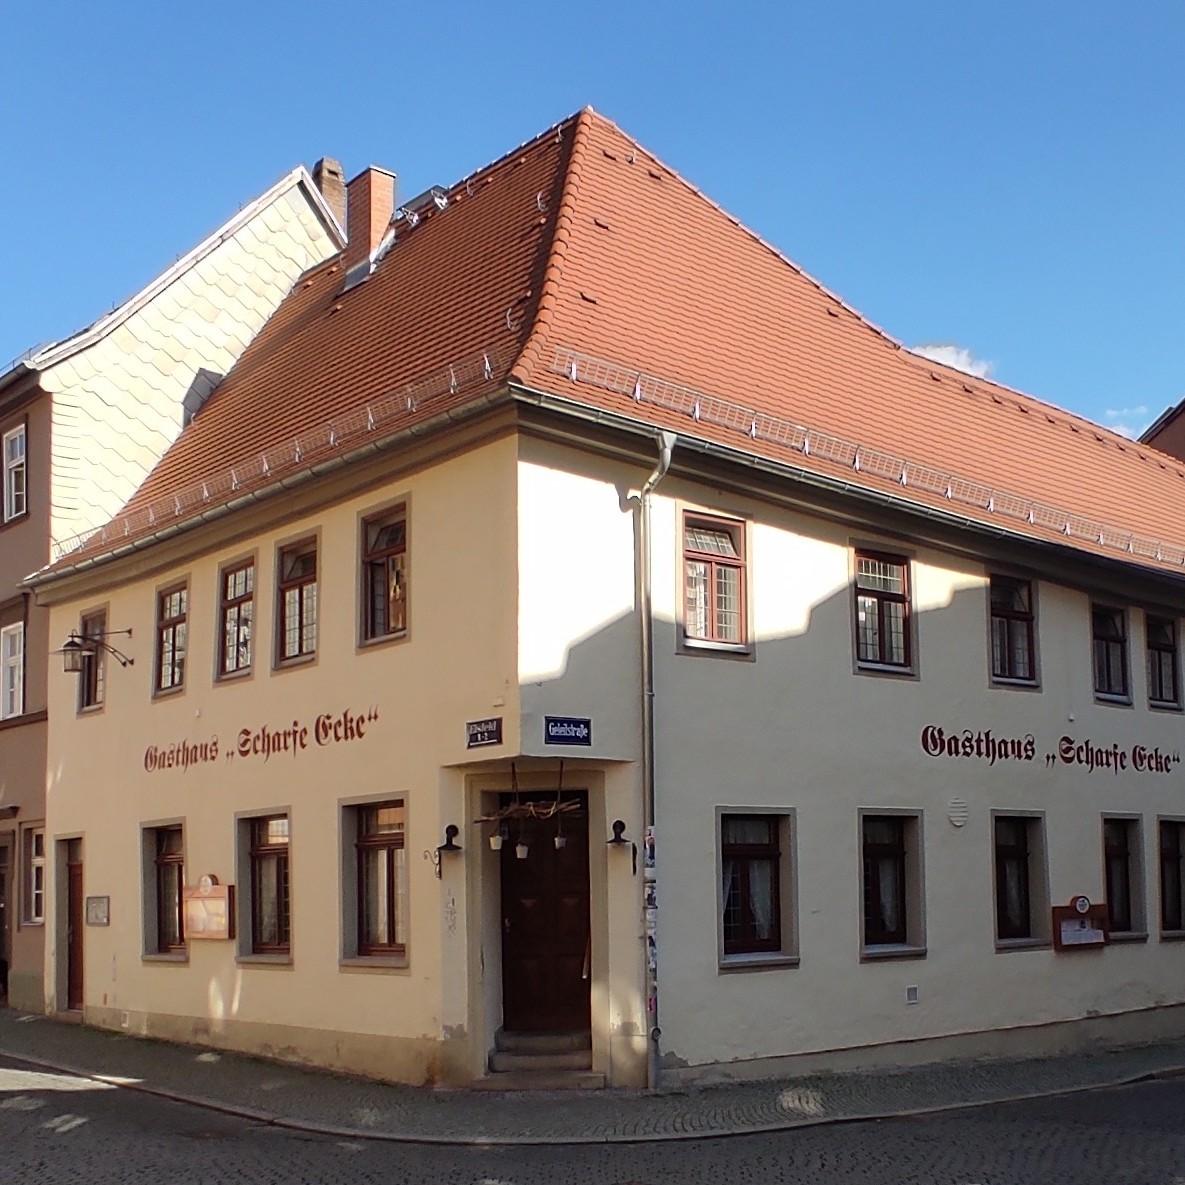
[38, 427, 648, 1087]
[0, 166, 342, 1013]
[33, 413, 1185, 1088]
[518, 430, 1185, 1082]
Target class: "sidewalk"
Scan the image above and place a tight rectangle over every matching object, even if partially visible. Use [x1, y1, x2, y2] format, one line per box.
[2, 1008, 1184, 1145]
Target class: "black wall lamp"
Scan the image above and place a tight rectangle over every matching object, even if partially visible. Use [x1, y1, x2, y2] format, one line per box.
[57, 629, 135, 673]
[608, 819, 637, 875]
[431, 824, 462, 878]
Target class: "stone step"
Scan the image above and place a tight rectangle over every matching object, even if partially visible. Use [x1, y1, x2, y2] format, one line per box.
[488, 1048, 593, 1074]
[494, 1029, 592, 1055]
[471, 1069, 606, 1091]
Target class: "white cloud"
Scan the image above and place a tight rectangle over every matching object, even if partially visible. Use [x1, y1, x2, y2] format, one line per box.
[1102, 405, 1150, 440]
[911, 343, 993, 379]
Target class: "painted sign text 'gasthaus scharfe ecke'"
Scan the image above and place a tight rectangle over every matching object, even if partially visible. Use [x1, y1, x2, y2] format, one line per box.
[920, 724, 1181, 776]
[143, 706, 380, 773]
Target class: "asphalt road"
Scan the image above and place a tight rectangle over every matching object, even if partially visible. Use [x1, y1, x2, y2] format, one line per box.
[2, 1053, 1185, 1184]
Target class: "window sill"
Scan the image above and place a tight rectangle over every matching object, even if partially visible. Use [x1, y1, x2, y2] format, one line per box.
[1108, 930, 1149, 944]
[214, 667, 254, 686]
[152, 684, 186, 702]
[273, 654, 317, 675]
[990, 676, 1041, 691]
[358, 630, 409, 653]
[718, 952, 799, 973]
[860, 943, 926, 962]
[995, 937, 1051, 953]
[680, 637, 754, 660]
[0, 709, 47, 732]
[0, 510, 29, 532]
[1160, 930, 1185, 942]
[77, 703, 105, 717]
[142, 952, 188, 964]
[1149, 700, 1183, 714]
[1093, 693, 1132, 708]
[855, 662, 915, 679]
[235, 953, 293, 967]
[339, 955, 409, 973]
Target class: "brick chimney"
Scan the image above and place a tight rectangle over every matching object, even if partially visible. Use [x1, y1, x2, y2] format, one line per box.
[344, 166, 396, 269]
[311, 157, 346, 231]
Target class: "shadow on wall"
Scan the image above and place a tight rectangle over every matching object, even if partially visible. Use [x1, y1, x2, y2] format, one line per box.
[520, 541, 1019, 766]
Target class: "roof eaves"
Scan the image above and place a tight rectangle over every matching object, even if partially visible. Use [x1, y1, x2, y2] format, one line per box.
[25, 383, 514, 591]
[508, 380, 1185, 596]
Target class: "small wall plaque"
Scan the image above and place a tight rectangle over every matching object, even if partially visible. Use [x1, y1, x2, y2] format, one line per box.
[467, 717, 503, 748]
[85, 896, 110, 926]
[1052, 895, 1108, 951]
[183, 876, 235, 941]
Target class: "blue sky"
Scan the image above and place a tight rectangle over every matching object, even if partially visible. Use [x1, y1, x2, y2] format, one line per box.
[4, 2, 1182, 436]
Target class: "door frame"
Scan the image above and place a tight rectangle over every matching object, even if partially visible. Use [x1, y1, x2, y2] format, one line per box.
[465, 768, 612, 1080]
[53, 834, 84, 1014]
[498, 788, 591, 1033]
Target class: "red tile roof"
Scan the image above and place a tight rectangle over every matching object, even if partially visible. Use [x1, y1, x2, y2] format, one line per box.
[46, 108, 1185, 578]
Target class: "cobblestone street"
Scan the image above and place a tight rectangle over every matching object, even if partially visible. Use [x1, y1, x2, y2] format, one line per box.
[4, 1052, 1185, 1184]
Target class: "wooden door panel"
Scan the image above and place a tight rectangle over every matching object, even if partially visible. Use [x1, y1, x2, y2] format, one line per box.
[67, 861, 84, 1011]
[501, 794, 590, 1033]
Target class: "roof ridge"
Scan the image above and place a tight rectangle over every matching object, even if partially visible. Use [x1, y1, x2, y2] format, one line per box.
[447, 109, 583, 204]
[902, 347, 1184, 470]
[572, 110, 1177, 474]
[510, 109, 594, 385]
[576, 108, 904, 352]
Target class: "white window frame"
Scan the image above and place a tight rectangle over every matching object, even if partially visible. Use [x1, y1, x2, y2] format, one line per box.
[1, 622, 24, 720]
[3, 424, 26, 522]
[23, 826, 45, 924]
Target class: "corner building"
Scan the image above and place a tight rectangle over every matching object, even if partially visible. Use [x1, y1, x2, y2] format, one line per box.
[30, 109, 1185, 1088]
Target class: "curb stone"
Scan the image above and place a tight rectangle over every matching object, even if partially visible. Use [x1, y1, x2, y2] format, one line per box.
[3, 1044, 1185, 1147]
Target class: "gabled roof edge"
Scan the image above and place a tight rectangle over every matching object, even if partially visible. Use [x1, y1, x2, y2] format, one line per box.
[509, 108, 593, 384]
[0, 165, 345, 388]
[1140, 398, 1185, 445]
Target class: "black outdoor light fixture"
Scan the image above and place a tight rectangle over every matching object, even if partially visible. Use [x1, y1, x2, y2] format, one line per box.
[57, 629, 135, 673]
[608, 819, 638, 875]
[431, 824, 462, 878]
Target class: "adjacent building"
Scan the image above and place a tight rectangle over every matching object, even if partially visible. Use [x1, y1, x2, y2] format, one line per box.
[0, 166, 343, 1009]
[24, 109, 1185, 1088]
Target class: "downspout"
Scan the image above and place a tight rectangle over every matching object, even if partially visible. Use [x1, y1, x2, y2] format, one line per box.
[637, 430, 675, 1090]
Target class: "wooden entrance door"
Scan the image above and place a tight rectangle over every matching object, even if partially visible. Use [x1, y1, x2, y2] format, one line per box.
[500, 793, 590, 1032]
[66, 847, 84, 1011]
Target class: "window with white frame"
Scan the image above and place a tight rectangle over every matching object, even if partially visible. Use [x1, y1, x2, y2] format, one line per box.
[24, 827, 44, 923]
[1, 623, 23, 719]
[2, 425, 26, 522]
[683, 514, 747, 646]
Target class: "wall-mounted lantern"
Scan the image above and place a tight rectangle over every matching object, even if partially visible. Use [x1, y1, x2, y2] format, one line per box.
[57, 629, 135, 673]
[608, 819, 637, 875]
[430, 824, 462, 878]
